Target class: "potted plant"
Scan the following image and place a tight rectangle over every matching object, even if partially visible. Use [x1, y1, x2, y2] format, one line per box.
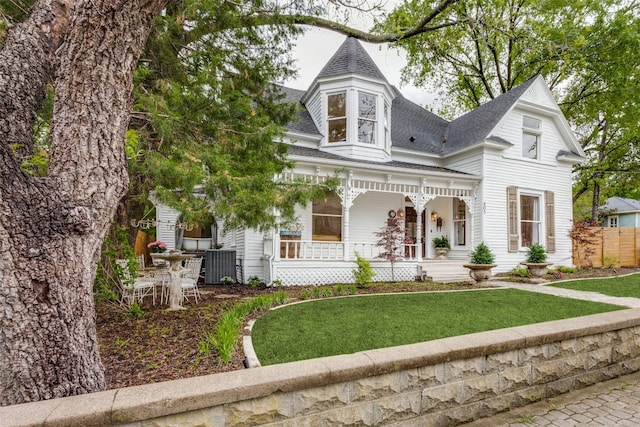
[432, 235, 451, 259]
[521, 243, 553, 278]
[463, 242, 496, 283]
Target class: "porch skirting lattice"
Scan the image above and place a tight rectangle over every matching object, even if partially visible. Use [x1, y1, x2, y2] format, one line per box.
[273, 261, 417, 286]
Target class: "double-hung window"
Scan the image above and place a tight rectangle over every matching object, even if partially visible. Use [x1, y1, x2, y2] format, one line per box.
[312, 191, 342, 241]
[327, 92, 347, 143]
[522, 116, 541, 159]
[508, 187, 555, 253]
[357, 92, 376, 144]
[453, 199, 467, 246]
[520, 194, 541, 247]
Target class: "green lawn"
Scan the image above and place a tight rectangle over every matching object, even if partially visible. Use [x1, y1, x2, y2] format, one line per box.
[251, 288, 622, 365]
[549, 273, 640, 297]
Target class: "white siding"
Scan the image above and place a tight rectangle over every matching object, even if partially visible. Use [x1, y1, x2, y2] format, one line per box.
[349, 192, 405, 246]
[241, 229, 267, 283]
[480, 151, 574, 272]
[518, 81, 557, 109]
[307, 92, 323, 132]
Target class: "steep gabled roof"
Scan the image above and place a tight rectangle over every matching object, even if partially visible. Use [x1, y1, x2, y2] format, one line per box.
[390, 88, 448, 153]
[600, 197, 640, 213]
[314, 37, 388, 82]
[444, 76, 538, 154]
[278, 86, 320, 135]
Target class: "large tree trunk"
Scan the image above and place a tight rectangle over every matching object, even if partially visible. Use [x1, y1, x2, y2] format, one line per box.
[0, 0, 166, 406]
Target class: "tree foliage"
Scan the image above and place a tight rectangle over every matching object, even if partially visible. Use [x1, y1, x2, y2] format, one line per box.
[380, 0, 640, 218]
[0, 0, 462, 405]
[375, 218, 411, 281]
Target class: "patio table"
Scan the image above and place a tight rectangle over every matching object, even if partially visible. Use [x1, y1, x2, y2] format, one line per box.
[150, 252, 194, 311]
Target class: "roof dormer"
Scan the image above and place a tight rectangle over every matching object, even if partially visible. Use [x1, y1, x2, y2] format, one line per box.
[301, 38, 396, 162]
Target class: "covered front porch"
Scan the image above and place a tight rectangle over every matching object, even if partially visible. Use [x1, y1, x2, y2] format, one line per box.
[266, 169, 480, 285]
[269, 258, 472, 286]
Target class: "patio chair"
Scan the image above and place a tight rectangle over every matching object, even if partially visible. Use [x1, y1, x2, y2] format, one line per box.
[160, 257, 203, 304]
[180, 257, 203, 303]
[115, 259, 158, 306]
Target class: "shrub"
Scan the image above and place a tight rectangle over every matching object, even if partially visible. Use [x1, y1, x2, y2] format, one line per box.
[556, 265, 576, 274]
[432, 235, 451, 249]
[525, 244, 547, 263]
[220, 276, 234, 285]
[469, 242, 495, 264]
[127, 301, 145, 318]
[300, 289, 312, 300]
[602, 255, 619, 268]
[509, 266, 530, 278]
[248, 275, 261, 288]
[353, 251, 376, 286]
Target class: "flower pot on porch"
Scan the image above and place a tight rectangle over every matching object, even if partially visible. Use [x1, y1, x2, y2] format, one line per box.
[435, 247, 449, 259]
[521, 262, 553, 278]
[463, 264, 497, 283]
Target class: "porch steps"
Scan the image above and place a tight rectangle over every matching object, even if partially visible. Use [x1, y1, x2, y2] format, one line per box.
[418, 260, 472, 284]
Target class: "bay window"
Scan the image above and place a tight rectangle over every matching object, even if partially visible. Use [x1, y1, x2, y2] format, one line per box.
[328, 92, 347, 143]
[357, 92, 376, 144]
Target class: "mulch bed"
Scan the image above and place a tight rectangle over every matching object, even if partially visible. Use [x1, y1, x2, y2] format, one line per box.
[96, 267, 640, 389]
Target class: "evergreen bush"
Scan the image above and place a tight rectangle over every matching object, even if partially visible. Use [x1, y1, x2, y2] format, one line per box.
[469, 242, 495, 264]
[353, 251, 376, 286]
[525, 244, 547, 263]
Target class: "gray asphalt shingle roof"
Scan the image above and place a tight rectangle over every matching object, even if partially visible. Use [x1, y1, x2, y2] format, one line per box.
[287, 145, 472, 176]
[314, 37, 388, 82]
[281, 37, 544, 158]
[279, 86, 320, 135]
[601, 197, 640, 213]
[444, 77, 537, 154]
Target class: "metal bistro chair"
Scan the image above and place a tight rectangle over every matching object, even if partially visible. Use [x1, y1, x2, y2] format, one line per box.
[115, 259, 158, 306]
[161, 257, 203, 304]
[180, 257, 203, 304]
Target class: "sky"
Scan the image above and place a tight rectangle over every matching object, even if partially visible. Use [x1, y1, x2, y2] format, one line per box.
[284, 24, 438, 108]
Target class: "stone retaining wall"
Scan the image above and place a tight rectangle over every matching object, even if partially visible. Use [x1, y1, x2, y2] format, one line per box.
[4, 308, 640, 426]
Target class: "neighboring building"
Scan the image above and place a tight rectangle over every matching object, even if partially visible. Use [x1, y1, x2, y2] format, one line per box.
[600, 197, 640, 228]
[153, 37, 585, 285]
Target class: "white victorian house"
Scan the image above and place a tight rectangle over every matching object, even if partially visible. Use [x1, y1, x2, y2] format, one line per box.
[153, 37, 585, 286]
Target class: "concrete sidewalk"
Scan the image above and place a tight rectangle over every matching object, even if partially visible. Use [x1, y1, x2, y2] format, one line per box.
[464, 278, 640, 426]
[491, 279, 640, 308]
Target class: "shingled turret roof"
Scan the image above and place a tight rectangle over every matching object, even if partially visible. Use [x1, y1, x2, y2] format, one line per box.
[286, 38, 547, 158]
[314, 37, 388, 82]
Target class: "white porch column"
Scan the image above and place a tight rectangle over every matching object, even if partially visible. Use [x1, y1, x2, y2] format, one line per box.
[415, 204, 424, 260]
[342, 170, 352, 261]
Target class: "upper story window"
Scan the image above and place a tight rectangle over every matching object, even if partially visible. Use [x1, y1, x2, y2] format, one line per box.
[384, 102, 390, 149]
[328, 92, 347, 143]
[357, 92, 376, 144]
[522, 116, 541, 159]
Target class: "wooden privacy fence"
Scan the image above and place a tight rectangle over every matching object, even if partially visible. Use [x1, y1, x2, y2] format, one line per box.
[573, 227, 640, 268]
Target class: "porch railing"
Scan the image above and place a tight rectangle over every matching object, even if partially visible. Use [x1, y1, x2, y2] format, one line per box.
[277, 240, 420, 261]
